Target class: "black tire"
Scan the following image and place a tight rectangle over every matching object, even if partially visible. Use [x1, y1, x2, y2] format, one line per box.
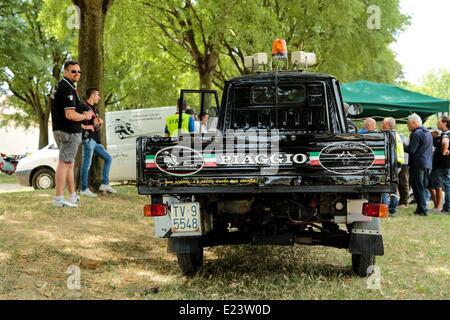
[176, 249, 204, 276]
[352, 254, 376, 277]
[32, 168, 55, 190]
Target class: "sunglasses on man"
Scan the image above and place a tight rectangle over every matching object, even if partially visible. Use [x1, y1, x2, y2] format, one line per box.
[70, 70, 82, 74]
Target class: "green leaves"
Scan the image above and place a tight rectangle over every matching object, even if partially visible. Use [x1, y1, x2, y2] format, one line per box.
[0, 0, 73, 147]
[1, 0, 410, 125]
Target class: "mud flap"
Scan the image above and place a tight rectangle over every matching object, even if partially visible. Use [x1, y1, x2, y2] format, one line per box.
[167, 237, 201, 254]
[349, 218, 384, 256]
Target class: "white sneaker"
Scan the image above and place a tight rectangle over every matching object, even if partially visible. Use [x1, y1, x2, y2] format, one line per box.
[80, 189, 98, 198]
[99, 184, 117, 194]
[68, 194, 80, 204]
[52, 198, 78, 208]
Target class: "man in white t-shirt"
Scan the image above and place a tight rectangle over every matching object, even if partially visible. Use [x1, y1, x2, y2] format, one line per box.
[198, 112, 209, 134]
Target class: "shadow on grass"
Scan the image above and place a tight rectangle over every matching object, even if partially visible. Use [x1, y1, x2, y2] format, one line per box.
[195, 245, 354, 280]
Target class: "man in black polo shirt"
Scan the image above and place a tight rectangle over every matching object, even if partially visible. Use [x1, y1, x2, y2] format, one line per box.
[51, 60, 93, 208]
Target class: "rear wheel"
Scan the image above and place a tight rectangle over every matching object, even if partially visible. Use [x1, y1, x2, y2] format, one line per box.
[176, 249, 204, 276]
[32, 168, 55, 190]
[352, 254, 376, 277]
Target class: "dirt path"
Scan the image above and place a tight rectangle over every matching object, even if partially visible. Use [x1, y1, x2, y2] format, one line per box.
[0, 184, 33, 193]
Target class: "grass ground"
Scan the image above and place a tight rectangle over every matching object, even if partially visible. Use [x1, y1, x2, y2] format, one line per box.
[0, 185, 448, 300]
[0, 173, 17, 184]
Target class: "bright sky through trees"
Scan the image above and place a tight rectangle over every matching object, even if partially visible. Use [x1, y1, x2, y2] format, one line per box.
[392, 0, 450, 84]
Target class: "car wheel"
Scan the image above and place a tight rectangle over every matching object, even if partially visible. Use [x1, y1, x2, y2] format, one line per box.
[32, 168, 55, 190]
[352, 254, 376, 277]
[176, 249, 204, 276]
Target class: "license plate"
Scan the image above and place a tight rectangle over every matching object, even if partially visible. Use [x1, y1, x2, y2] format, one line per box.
[170, 202, 200, 233]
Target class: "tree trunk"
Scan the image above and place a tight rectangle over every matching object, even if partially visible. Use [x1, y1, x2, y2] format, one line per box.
[72, 0, 113, 191]
[199, 70, 213, 90]
[197, 51, 218, 111]
[198, 51, 218, 90]
[37, 96, 52, 149]
[38, 110, 49, 149]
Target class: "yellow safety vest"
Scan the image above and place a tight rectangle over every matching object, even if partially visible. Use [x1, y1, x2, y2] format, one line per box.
[395, 131, 405, 165]
[166, 113, 191, 137]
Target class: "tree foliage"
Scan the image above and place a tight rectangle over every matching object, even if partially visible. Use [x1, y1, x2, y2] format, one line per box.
[1, 0, 410, 146]
[420, 69, 450, 102]
[134, 0, 409, 92]
[0, 0, 73, 148]
[401, 69, 450, 129]
[103, 0, 198, 109]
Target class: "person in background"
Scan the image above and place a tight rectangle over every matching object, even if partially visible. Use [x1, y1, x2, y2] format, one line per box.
[198, 112, 209, 134]
[435, 117, 450, 214]
[185, 108, 197, 120]
[405, 114, 433, 216]
[358, 118, 377, 133]
[50, 60, 93, 208]
[381, 117, 405, 217]
[397, 133, 411, 208]
[79, 88, 117, 198]
[165, 99, 195, 137]
[427, 128, 443, 212]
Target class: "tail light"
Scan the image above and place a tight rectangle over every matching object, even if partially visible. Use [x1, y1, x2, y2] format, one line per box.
[362, 203, 389, 218]
[144, 204, 168, 217]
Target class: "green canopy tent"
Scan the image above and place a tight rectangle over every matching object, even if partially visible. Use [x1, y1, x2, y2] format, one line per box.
[341, 80, 449, 122]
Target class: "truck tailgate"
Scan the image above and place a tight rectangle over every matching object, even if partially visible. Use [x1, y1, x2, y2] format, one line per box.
[137, 132, 397, 194]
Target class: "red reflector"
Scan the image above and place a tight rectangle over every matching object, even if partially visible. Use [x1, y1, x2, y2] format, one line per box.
[362, 203, 388, 218]
[144, 204, 168, 217]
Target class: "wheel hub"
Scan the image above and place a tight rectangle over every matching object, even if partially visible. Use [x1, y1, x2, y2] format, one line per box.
[38, 175, 52, 189]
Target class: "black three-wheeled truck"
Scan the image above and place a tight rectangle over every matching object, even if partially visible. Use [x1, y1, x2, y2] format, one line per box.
[136, 70, 397, 277]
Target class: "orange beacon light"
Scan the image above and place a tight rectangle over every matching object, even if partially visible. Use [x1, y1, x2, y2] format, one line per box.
[272, 39, 288, 59]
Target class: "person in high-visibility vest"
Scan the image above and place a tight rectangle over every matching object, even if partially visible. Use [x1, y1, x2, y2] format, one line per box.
[397, 133, 410, 208]
[382, 117, 405, 217]
[165, 99, 195, 137]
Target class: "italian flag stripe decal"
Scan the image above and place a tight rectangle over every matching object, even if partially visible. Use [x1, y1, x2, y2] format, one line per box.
[373, 150, 386, 165]
[309, 152, 321, 166]
[203, 153, 217, 167]
[145, 155, 156, 168]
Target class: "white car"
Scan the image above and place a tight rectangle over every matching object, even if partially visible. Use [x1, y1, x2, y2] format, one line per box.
[15, 142, 136, 190]
[15, 143, 59, 189]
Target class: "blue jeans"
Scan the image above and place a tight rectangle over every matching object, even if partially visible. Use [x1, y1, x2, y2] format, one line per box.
[80, 139, 112, 191]
[382, 192, 398, 215]
[410, 168, 431, 214]
[437, 168, 450, 211]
